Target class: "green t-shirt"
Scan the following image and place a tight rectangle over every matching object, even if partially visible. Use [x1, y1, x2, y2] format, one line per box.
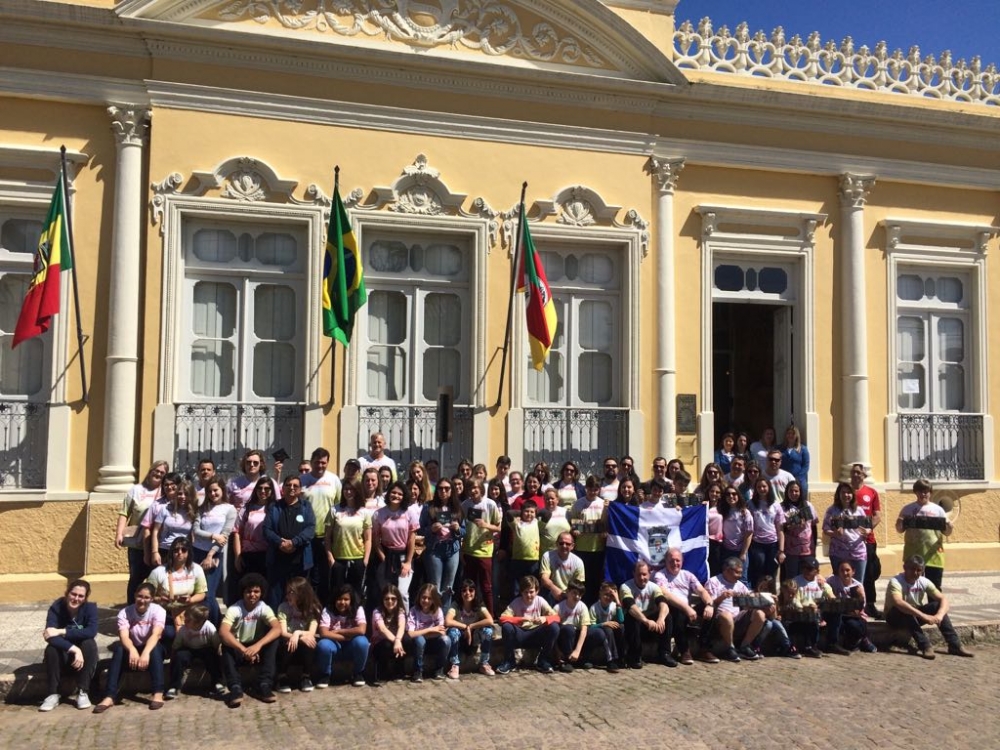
[328, 507, 371, 560]
[510, 518, 540, 562]
[222, 601, 277, 645]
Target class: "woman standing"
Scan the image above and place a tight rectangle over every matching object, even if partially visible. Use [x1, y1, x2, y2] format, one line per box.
[780, 425, 811, 494]
[554, 461, 586, 508]
[39, 579, 99, 711]
[93, 583, 167, 713]
[749, 427, 778, 465]
[231, 477, 274, 591]
[149, 475, 197, 571]
[747, 478, 786, 588]
[780, 480, 817, 580]
[824, 482, 869, 585]
[325, 479, 372, 600]
[718, 486, 753, 585]
[116, 461, 167, 603]
[226, 450, 281, 510]
[420, 478, 465, 610]
[714, 433, 736, 475]
[373, 481, 418, 611]
[191, 477, 235, 624]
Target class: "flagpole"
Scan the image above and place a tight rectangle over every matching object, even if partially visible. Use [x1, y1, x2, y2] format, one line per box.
[328, 165, 340, 408]
[492, 181, 527, 411]
[60, 146, 89, 403]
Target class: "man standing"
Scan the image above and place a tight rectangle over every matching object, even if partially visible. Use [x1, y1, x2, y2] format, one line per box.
[850, 463, 882, 618]
[195, 458, 216, 503]
[885, 555, 972, 659]
[896, 479, 952, 590]
[600, 457, 620, 502]
[359, 432, 397, 481]
[263, 475, 315, 607]
[300, 447, 342, 605]
[762, 450, 796, 503]
[620, 561, 673, 668]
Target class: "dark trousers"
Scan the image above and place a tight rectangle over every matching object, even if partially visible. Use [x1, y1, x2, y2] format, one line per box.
[169, 646, 222, 690]
[509, 559, 540, 593]
[863, 542, 881, 605]
[44, 640, 98, 695]
[103, 641, 165, 701]
[827, 615, 868, 649]
[276, 639, 316, 679]
[577, 550, 605, 605]
[788, 621, 821, 649]
[192, 547, 223, 625]
[126, 547, 151, 605]
[708, 540, 723, 577]
[748, 541, 779, 589]
[372, 639, 407, 682]
[624, 608, 671, 663]
[463, 555, 494, 615]
[924, 566, 944, 591]
[309, 538, 330, 605]
[232, 551, 267, 604]
[402, 633, 449, 674]
[500, 622, 559, 663]
[886, 599, 960, 650]
[268, 562, 309, 609]
[222, 639, 278, 692]
[331, 558, 367, 603]
[667, 603, 698, 654]
[557, 624, 607, 662]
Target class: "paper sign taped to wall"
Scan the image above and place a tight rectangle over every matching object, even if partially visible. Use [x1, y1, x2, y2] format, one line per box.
[902, 379, 922, 394]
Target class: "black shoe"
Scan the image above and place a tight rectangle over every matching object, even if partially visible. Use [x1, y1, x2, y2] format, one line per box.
[627, 660, 643, 670]
[948, 645, 974, 658]
[659, 652, 679, 668]
[606, 660, 621, 673]
[826, 644, 852, 656]
[226, 689, 244, 708]
[721, 648, 741, 663]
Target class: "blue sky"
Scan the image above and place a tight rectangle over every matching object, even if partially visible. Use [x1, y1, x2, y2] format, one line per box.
[676, 1, 1000, 67]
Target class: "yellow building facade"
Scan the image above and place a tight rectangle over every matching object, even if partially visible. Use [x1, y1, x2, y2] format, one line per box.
[1, 0, 999, 597]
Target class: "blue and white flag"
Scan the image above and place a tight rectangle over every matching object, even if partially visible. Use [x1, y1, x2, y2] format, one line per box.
[604, 503, 709, 584]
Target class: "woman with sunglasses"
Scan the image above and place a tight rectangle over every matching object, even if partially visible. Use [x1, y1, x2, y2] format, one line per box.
[718, 485, 753, 586]
[554, 461, 586, 508]
[420, 478, 466, 610]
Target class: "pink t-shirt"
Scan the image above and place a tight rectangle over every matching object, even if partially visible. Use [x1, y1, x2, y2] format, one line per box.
[750, 501, 786, 544]
[782, 501, 816, 557]
[705, 575, 750, 617]
[319, 606, 367, 631]
[707, 507, 723, 541]
[117, 603, 167, 647]
[373, 507, 417, 551]
[235, 505, 268, 553]
[406, 607, 444, 632]
[371, 609, 406, 645]
[653, 568, 701, 599]
[140, 498, 169, 530]
[226, 475, 281, 510]
[722, 509, 753, 551]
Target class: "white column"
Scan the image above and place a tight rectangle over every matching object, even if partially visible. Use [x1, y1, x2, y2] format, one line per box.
[95, 105, 150, 492]
[838, 173, 875, 479]
[648, 157, 685, 456]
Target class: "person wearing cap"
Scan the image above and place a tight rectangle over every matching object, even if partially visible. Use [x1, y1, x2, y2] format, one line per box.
[884, 555, 972, 659]
[300, 447, 342, 605]
[342, 458, 361, 484]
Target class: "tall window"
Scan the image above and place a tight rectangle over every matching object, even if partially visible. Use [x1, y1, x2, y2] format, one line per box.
[181, 220, 306, 403]
[362, 235, 470, 406]
[0, 211, 49, 489]
[896, 270, 969, 413]
[526, 247, 620, 408]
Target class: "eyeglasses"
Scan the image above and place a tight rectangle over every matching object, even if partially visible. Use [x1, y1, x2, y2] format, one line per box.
[439, 486, 452, 491]
[461, 587, 476, 593]
[384, 596, 398, 601]
[246, 460, 261, 466]
[605, 464, 618, 469]
[285, 483, 301, 490]
[653, 464, 666, 471]
[557, 541, 573, 547]
[768, 457, 781, 462]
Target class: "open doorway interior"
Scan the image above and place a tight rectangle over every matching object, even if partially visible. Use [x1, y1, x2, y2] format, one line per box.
[712, 301, 793, 445]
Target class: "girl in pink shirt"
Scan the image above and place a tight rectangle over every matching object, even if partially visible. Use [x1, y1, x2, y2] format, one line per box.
[371, 584, 407, 685]
[405, 584, 449, 682]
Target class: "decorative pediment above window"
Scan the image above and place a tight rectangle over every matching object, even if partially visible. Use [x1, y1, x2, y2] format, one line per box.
[149, 156, 330, 232]
[526, 185, 649, 256]
[879, 218, 997, 256]
[116, 0, 685, 83]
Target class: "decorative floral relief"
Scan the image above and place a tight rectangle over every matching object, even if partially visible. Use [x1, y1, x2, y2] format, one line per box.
[213, 0, 610, 69]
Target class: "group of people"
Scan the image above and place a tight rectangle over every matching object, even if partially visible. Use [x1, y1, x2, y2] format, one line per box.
[37, 431, 973, 712]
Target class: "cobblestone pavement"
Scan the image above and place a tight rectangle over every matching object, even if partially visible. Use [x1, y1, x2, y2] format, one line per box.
[1, 645, 997, 749]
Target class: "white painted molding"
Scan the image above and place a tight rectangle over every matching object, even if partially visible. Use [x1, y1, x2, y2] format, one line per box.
[879, 218, 997, 255]
[674, 17, 1000, 106]
[191, 156, 300, 203]
[604, 0, 679, 15]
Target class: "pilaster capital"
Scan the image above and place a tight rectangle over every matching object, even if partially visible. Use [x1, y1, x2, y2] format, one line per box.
[839, 173, 876, 208]
[107, 105, 150, 147]
[647, 157, 685, 195]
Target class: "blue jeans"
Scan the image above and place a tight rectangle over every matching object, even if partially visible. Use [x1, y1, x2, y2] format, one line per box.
[423, 541, 461, 610]
[315, 635, 370, 679]
[192, 547, 223, 625]
[446, 626, 494, 666]
[103, 641, 165, 701]
[748, 541, 779, 588]
[403, 633, 449, 674]
[557, 624, 607, 662]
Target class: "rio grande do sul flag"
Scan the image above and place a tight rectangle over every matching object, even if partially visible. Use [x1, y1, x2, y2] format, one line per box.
[13, 169, 73, 348]
[516, 214, 557, 371]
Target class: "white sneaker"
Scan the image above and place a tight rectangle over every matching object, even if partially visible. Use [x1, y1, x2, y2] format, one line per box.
[75, 691, 92, 710]
[39, 694, 60, 712]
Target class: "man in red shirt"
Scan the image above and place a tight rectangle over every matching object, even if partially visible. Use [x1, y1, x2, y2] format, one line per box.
[850, 463, 882, 618]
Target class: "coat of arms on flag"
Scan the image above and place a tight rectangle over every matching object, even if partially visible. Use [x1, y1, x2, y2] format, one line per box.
[604, 503, 709, 584]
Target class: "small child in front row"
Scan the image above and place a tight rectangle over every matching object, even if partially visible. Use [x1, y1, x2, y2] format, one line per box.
[371, 584, 407, 685]
[497, 575, 560, 674]
[405, 583, 450, 682]
[444, 579, 495, 679]
[167, 604, 223, 699]
[752, 576, 800, 659]
[509, 500, 541, 590]
[589, 581, 625, 672]
[556, 583, 606, 672]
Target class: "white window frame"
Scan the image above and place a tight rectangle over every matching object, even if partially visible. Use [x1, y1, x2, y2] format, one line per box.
[340, 211, 490, 461]
[508, 222, 643, 466]
[881, 219, 994, 486]
[152, 196, 326, 462]
[179, 218, 309, 404]
[696, 206, 825, 478]
[0, 147, 83, 495]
